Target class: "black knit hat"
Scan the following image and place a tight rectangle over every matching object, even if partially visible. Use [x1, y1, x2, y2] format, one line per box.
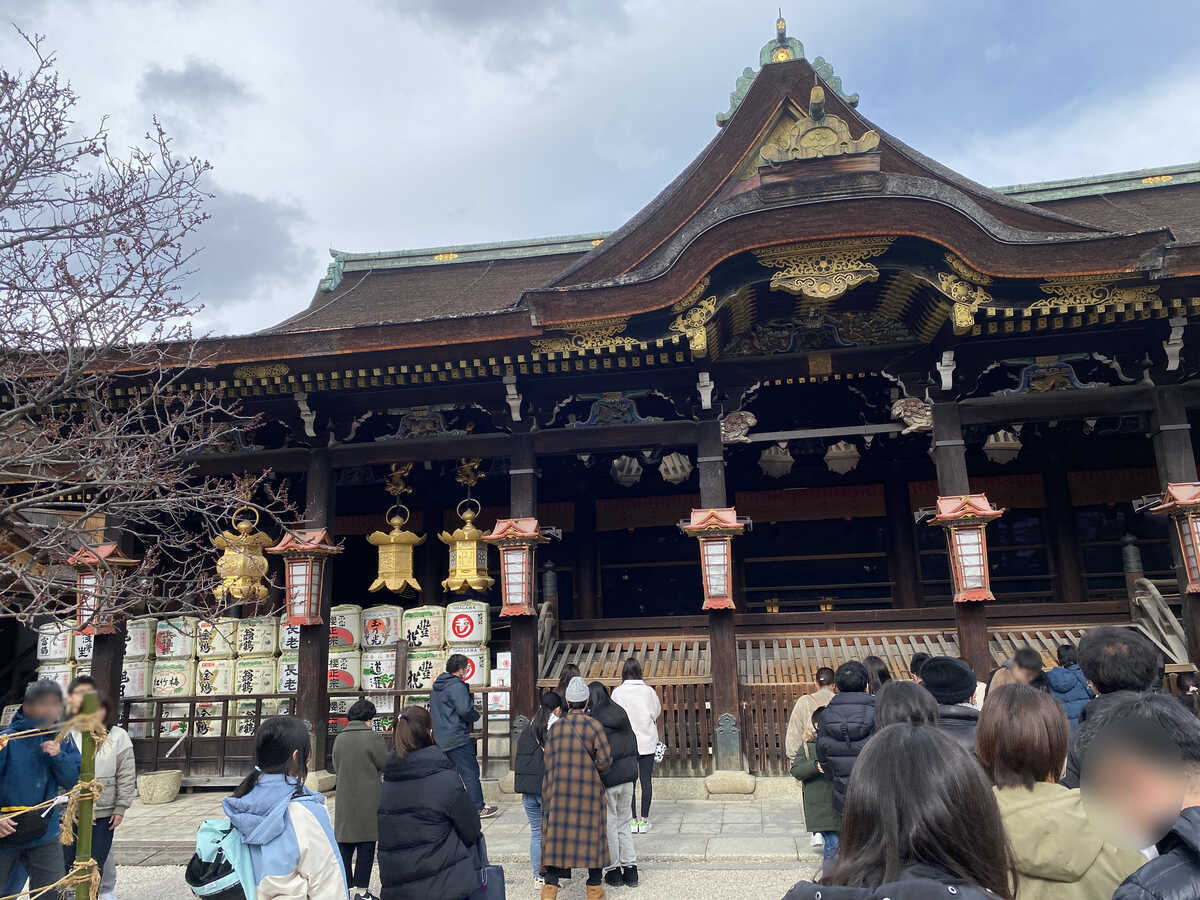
[920, 656, 976, 705]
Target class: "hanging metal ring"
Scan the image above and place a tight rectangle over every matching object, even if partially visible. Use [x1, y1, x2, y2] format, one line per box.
[457, 497, 482, 520]
[385, 504, 410, 527]
[232, 505, 260, 528]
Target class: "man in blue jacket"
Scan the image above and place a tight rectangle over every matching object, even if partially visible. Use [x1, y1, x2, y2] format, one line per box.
[0, 679, 82, 893]
[430, 654, 497, 819]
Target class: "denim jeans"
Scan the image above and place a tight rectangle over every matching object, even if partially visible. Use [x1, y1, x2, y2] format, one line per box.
[522, 794, 542, 876]
[443, 741, 485, 810]
[64, 815, 116, 876]
[821, 831, 839, 875]
[0, 842, 65, 895]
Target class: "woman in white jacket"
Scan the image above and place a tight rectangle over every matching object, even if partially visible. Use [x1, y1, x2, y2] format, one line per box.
[610, 658, 662, 833]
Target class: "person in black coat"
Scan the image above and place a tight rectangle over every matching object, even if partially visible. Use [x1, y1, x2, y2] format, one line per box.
[816, 661, 875, 814]
[918, 656, 980, 753]
[587, 681, 640, 888]
[377, 705, 482, 900]
[514, 691, 560, 884]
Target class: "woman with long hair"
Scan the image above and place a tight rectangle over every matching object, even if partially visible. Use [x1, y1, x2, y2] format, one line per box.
[785, 724, 1015, 899]
[223, 716, 347, 899]
[377, 706, 481, 900]
[977, 684, 1143, 898]
[610, 657, 662, 833]
[547, 664, 581, 730]
[873, 680, 939, 728]
[862, 655, 892, 695]
[587, 681, 640, 888]
[514, 692, 561, 886]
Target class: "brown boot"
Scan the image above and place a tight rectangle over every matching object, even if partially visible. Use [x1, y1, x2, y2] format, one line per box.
[586, 883, 606, 900]
[540, 884, 559, 900]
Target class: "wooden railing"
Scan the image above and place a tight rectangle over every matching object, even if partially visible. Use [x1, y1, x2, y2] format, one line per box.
[740, 683, 807, 777]
[120, 685, 514, 786]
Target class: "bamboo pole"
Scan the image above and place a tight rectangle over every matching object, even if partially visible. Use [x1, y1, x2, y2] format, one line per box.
[74, 691, 97, 900]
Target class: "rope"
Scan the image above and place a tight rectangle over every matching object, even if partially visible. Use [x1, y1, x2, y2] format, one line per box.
[0, 858, 99, 900]
[57, 779, 104, 845]
[0, 712, 108, 754]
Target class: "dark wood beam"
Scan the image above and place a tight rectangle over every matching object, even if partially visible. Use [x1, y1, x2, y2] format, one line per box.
[958, 384, 1154, 426]
[509, 434, 538, 735]
[297, 449, 334, 768]
[884, 468, 922, 609]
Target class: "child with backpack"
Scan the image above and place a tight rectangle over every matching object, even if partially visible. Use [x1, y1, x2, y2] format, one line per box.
[790, 706, 840, 875]
[189, 716, 347, 899]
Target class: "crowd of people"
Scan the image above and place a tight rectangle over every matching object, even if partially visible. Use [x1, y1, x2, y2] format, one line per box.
[784, 626, 1200, 899]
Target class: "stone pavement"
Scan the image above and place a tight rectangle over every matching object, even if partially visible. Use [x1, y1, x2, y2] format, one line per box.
[113, 791, 823, 866]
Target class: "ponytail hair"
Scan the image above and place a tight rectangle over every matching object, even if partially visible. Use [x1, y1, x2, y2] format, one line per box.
[392, 705, 434, 761]
[232, 715, 312, 799]
[532, 692, 561, 748]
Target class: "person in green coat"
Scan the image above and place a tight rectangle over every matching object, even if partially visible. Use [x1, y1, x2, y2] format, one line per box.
[791, 706, 841, 874]
[332, 699, 390, 900]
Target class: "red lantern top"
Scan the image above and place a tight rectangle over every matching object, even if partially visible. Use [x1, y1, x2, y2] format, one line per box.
[266, 528, 343, 557]
[483, 518, 549, 545]
[67, 543, 140, 568]
[679, 507, 748, 537]
[1149, 483, 1200, 514]
[930, 494, 1004, 526]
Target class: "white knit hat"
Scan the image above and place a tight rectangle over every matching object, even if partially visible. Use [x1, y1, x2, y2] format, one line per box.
[564, 676, 589, 703]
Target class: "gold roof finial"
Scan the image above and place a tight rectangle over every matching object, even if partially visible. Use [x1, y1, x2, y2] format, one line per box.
[777, 9, 786, 40]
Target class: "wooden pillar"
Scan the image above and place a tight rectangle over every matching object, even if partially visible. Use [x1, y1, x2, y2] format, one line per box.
[1151, 387, 1200, 659]
[698, 418, 741, 770]
[574, 496, 598, 619]
[298, 449, 334, 769]
[884, 466, 922, 608]
[932, 403, 990, 676]
[1042, 453, 1087, 606]
[509, 435, 539, 726]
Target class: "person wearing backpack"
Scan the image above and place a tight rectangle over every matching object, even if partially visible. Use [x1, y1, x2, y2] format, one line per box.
[222, 716, 347, 899]
[514, 692, 561, 887]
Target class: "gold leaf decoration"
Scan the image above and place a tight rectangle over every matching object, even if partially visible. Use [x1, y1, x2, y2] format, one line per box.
[669, 295, 719, 357]
[1029, 276, 1159, 315]
[759, 86, 879, 163]
[531, 317, 631, 354]
[936, 272, 993, 335]
[754, 237, 894, 302]
[233, 363, 289, 380]
[671, 277, 712, 313]
[944, 253, 992, 286]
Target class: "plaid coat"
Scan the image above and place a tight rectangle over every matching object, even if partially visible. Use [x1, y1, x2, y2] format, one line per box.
[541, 709, 613, 871]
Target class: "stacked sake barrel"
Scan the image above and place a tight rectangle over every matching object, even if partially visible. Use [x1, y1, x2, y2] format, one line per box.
[325, 604, 364, 736]
[444, 599, 491, 688]
[35, 624, 75, 699]
[121, 618, 157, 737]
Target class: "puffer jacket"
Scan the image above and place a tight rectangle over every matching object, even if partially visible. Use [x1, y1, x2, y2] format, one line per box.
[513, 723, 546, 796]
[377, 744, 481, 900]
[0, 710, 81, 848]
[996, 781, 1144, 899]
[935, 703, 980, 755]
[784, 863, 998, 899]
[71, 723, 135, 818]
[815, 692, 875, 814]
[591, 700, 638, 788]
[430, 672, 478, 753]
[1113, 806, 1200, 900]
[1046, 665, 1093, 733]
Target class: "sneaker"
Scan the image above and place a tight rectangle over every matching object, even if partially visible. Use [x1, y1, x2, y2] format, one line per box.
[810, 833, 824, 847]
[622, 865, 639, 888]
[479, 805, 500, 819]
[604, 868, 624, 887]
[534, 876, 545, 887]
[630, 818, 642, 833]
[640, 819, 652, 833]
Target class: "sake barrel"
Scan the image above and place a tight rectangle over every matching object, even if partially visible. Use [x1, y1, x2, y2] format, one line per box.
[74, 663, 91, 679]
[328, 648, 361, 692]
[195, 658, 235, 697]
[151, 659, 196, 697]
[234, 698, 286, 737]
[451, 643, 490, 687]
[159, 703, 189, 737]
[328, 604, 362, 649]
[37, 663, 73, 697]
[401, 605, 445, 648]
[408, 693, 430, 708]
[36, 624, 73, 662]
[193, 702, 225, 738]
[276, 652, 300, 693]
[404, 649, 441, 691]
[124, 617, 157, 659]
[372, 694, 395, 715]
[155, 617, 197, 659]
[124, 701, 154, 738]
[372, 715, 394, 734]
[0, 705, 18, 728]
[361, 605, 403, 649]
[74, 632, 94, 662]
[279, 614, 301, 653]
[234, 657, 276, 696]
[121, 659, 153, 699]
[361, 649, 397, 693]
[235, 617, 278, 658]
[195, 618, 237, 658]
[328, 696, 353, 737]
[445, 600, 490, 645]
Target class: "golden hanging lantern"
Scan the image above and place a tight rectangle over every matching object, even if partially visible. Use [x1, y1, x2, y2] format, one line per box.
[366, 505, 425, 594]
[439, 498, 494, 593]
[212, 506, 273, 602]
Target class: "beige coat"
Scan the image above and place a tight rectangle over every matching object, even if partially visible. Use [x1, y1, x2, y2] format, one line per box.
[785, 687, 835, 760]
[995, 782, 1144, 899]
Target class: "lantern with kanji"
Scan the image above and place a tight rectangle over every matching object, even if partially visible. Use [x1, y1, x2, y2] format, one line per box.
[69, 544, 139, 634]
[679, 508, 750, 610]
[930, 494, 1004, 603]
[484, 517, 548, 617]
[364, 505, 425, 594]
[439, 499, 494, 593]
[266, 527, 343, 625]
[1149, 483, 1200, 592]
[212, 506, 274, 603]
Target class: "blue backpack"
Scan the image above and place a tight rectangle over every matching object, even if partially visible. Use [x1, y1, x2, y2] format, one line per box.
[185, 818, 255, 900]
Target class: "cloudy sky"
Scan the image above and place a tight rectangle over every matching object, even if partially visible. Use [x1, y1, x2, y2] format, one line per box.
[6, 0, 1200, 335]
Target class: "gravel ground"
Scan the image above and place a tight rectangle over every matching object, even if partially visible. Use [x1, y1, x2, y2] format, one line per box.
[113, 861, 818, 898]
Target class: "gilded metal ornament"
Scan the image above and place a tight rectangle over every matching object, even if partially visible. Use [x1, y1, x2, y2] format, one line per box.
[669, 295, 719, 357]
[944, 253, 992, 286]
[890, 397, 933, 435]
[439, 498, 494, 593]
[232, 363, 289, 381]
[759, 86, 878, 164]
[1029, 276, 1159, 314]
[212, 506, 273, 602]
[531, 317, 632, 354]
[385, 462, 413, 497]
[366, 505, 425, 594]
[937, 272, 993, 335]
[754, 237, 894, 302]
[455, 457, 485, 488]
[721, 410, 758, 443]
